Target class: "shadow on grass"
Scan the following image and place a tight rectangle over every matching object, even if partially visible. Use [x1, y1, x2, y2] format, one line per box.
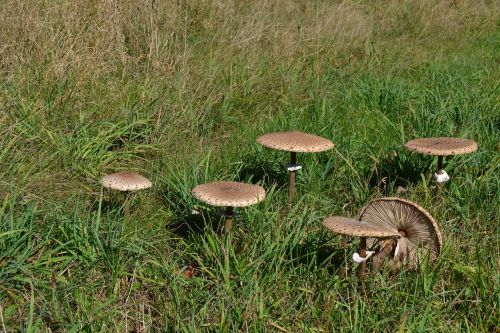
[367, 151, 431, 194]
[286, 238, 348, 276]
[235, 154, 289, 188]
[88, 191, 126, 215]
[166, 210, 225, 239]
[157, 184, 211, 238]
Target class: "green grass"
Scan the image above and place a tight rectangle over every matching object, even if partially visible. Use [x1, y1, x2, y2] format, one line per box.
[1, 0, 499, 331]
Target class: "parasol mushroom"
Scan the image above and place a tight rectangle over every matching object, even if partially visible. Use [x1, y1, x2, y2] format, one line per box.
[257, 131, 334, 201]
[323, 216, 400, 281]
[322, 198, 442, 281]
[192, 181, 266, 233]
[360, 197, 442, 270]
[404, 137, 477, 183]
[101, 171, 152, 218]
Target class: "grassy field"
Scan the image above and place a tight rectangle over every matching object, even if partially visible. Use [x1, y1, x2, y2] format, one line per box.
[1, 0, 499, 331]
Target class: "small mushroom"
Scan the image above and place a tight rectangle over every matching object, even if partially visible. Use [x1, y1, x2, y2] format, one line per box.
[192, 181, 266, 233]
[101, 171, 152, 217]
[404, 137, 477, 183]
[322, 216, 400, 281]
[257, 131, 334, 201]
[359, 197, 442, 270]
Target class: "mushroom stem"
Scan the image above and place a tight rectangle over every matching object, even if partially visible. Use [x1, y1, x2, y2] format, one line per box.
[437, 156, 444, 175]
[358, 237, 367, 282]
[288, 152, 297, 202]
[224, 206, 234, 233]
[123, 192, 135, 222]
[339, 236, 348, 278]
[371, 242, 394, 272]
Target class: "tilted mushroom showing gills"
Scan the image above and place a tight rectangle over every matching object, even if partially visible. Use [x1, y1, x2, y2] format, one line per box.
[257, 131, 334, 201]
[359, 197, 442, 270]
[192, 181, 266, 233]
[404, 137, 477, 183]
[322, 216, 400, 281]
[101, 172, 152, 217]
[322, 198, 442, 281]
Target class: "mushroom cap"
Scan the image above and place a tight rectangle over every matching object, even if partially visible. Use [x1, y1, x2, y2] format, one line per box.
[404, 137, 477, 156]
[359, 197, 442, 268]
[101, 172, 152, 191]
[323, 216, 401, 238]
[257, 131, 334, 153]
[192, 181, 266, 207]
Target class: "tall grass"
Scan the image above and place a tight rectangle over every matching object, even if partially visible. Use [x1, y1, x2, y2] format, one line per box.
[1, 0, 499, 331]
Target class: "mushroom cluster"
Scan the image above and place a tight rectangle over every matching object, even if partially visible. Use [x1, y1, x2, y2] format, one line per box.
[96, 132, 478, 283]
[323, 197, 442, 281]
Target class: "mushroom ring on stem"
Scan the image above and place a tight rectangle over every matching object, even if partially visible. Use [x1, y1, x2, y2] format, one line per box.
[191, 181, 266, 233]
[257, 131, 334, 202]
[101, 172, 152, 218]
[359, 197, 442, 269]
[404, 137, 477, 183]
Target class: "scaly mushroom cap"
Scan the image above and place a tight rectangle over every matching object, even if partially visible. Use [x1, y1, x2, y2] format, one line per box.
[404, 137, 477, 156]
[257, 131, 334, 153]
[101, 172, 152, 191]
[359, 197, 442, 268]
[192, 181, 266, 207]
[323, 216, 401, 238]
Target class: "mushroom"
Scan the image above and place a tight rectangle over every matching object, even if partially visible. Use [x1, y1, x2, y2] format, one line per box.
[404, 137, 477, 183]
[359, 197, 442, 270]
[101, 171, 152, 217]
[322, 198, 442, 281]
[322, 216, 400, 281]
[257, 131, 334, 201]
[192, 181, 266, 233]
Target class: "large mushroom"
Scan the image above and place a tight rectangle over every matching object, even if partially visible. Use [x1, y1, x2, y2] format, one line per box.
[192, 181, 266, 233]
[101, 171, 152, 217]
[257, 131, 334, 201]
[404, 137, 477, 183]
[322, 197, 442, 281]
[323, 216, 400, 281]
[359, 197, 442, 269]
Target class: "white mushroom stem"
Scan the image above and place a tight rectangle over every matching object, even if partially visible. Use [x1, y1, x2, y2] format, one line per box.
[394, 230, 409, 262]
[394, 239, 401, 258]
[394, 237, 410, 262]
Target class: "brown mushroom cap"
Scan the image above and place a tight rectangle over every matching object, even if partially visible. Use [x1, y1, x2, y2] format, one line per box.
[322, 216, 401, 238]
[359, 197, 442, 268]
[404, 137, 477, 156]
[101, 172, 152, 191]
[192, 181, 266, 207]
[257, 131, 334, 153]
